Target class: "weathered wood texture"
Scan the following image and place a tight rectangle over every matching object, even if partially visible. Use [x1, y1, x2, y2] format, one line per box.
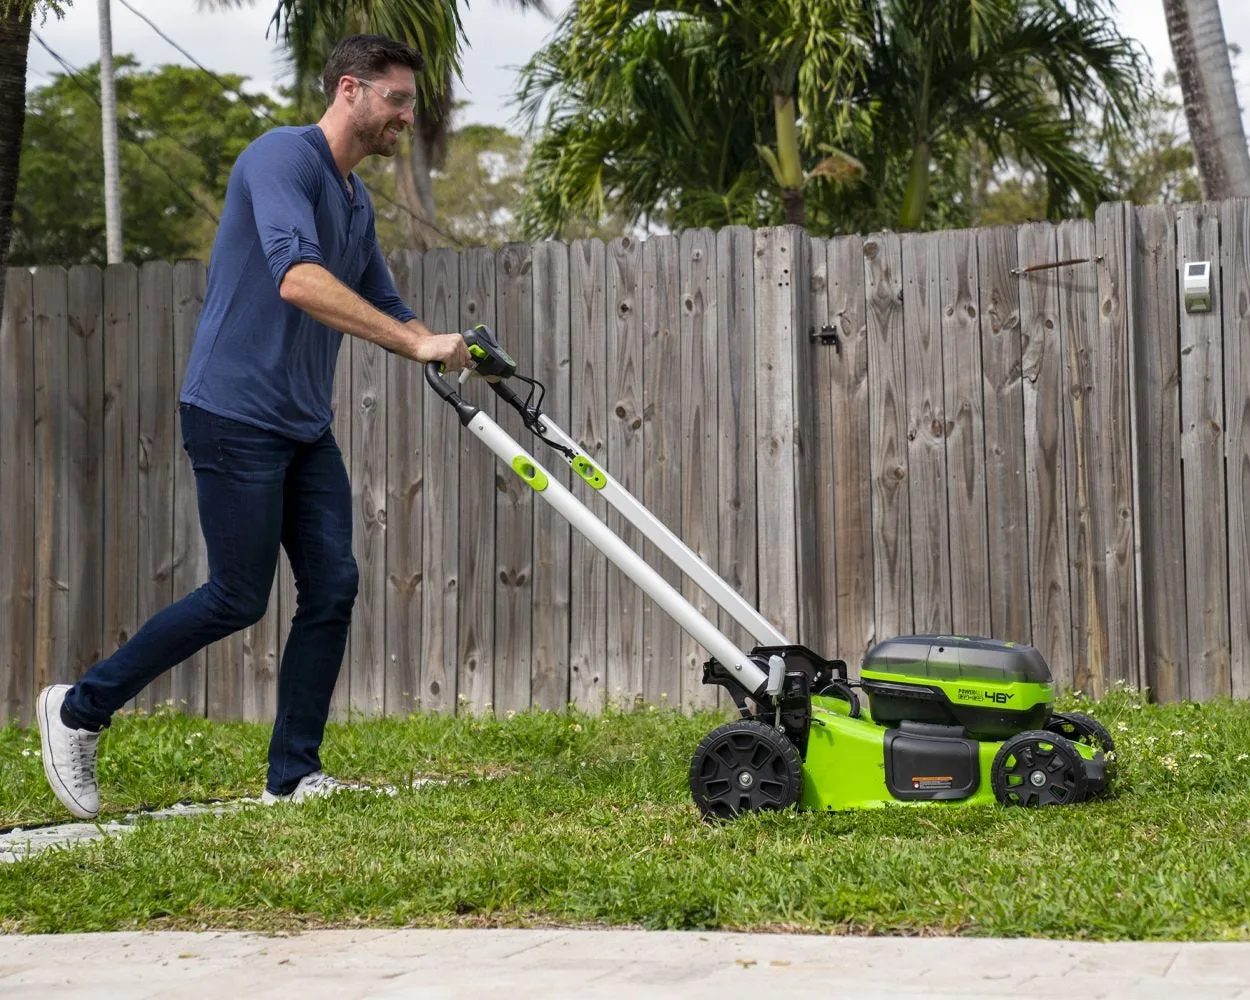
[7, 205, 1250, 722]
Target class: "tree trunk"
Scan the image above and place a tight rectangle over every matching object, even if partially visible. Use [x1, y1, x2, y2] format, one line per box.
[390, 101, 449, 250]
[1163, 0, 1250, 199]
[900, 138, 932, 230]
[392, 133, 439, 251]
[98, 0, 124, 262]
[0, 7, 32, 329]
[773, 90, 806, 226]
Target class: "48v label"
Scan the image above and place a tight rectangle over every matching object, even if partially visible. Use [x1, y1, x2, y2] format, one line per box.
[957, 688, 1014, 704]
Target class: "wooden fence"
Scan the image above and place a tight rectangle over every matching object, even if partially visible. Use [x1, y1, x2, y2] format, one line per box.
[2, 199, 1249, 724]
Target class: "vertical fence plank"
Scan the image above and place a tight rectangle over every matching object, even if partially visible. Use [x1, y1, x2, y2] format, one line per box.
[326, 335, 353, 719]
[642, 234, 683, 704]
[458, 247, 497, 715]
[1093, 202, 1140, 692]
[1055, 218, 1100, 693]
[568, 238, 608, 712]
[495, 243, 534, 713]
[137, 261, 175, 714]
[977, 227, 1031, 644]
[790, 231, 820, 649]
[753, 227, 802, 642]
[864, 233, 912, 643]
[531, 239, 571, 712]
[384, 251, 424, 715]
[1223, 197, 1250, 700]
[422, 248, 461, 713]
[808, 238, 838, 658]
[203, 288, 246, 724]
[102, 265, 138, 679]
[349, 331, 388, 717]
[171, 261, 208, 718]
[939, 229, 991, 637]
[1177, 203, 1231, 701]
[1016, 223, 1073, 689]
[606, 236, 644, 707]
[66, 266, 104, 685]
[715, 227, 758, 689]
[825, 235, 873, 665]
[33, 267, 69, 696]
[679, 228, 721, 710]
[1131, 206, 1187, 702]
[902, 233, 951, 634]
[1, 270, 35, 723]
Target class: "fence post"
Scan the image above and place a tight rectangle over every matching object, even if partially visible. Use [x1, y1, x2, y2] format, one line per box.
[753, 225, 816, 645]
[1177, 202, 1231, 702]
[1130, 205, 1188, 702]
[1220, 197, 1250, 701]
[1, 269, 35, 724]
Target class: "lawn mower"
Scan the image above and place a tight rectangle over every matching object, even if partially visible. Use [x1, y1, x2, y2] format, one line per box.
[428, 325, 1117, 820]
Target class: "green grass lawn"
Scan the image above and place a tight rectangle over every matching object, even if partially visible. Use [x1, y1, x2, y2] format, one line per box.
[3, 687, 1250, 939]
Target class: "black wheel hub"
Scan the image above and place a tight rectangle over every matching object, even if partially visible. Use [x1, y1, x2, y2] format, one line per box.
[991, 730, 1088, 807]
[689, 720, 802, 820]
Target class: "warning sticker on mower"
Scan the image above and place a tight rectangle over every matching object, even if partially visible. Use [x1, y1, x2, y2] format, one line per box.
[911, 775, 954, 790]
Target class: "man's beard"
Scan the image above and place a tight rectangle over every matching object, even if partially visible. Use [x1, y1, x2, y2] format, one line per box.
[355, 116, 404, 157]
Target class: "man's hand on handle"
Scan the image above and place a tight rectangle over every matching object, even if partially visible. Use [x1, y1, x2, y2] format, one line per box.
[404, 329, 474, 373]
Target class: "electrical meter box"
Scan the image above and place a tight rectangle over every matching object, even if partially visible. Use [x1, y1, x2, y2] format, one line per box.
[1184, 261, 1212, 313]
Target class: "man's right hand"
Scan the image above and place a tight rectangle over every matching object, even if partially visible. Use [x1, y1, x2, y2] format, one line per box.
[405, 330, 474, 372]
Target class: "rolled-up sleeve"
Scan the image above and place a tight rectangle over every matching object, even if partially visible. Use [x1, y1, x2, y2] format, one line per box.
[241, 135, 326, 289]
[358, 231, 418, 324]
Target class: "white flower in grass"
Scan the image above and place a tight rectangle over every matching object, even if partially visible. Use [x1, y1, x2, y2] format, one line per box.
[1171, 730, 1186, 737]
[1237, 754, 1250, 762]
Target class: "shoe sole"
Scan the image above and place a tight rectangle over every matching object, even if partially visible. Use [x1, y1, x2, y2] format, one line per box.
[36, 688, 98, 821]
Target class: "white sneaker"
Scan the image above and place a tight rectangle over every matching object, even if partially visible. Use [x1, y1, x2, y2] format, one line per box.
[261, 771, 364, 805]
[36, 684, 101, 820]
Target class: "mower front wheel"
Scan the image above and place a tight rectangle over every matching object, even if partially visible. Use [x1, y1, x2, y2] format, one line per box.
[689, 720, 803, 821]
[990, 730, 1089, 807]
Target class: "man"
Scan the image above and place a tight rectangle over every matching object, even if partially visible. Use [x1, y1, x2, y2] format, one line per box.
[35, 34, 472, 818]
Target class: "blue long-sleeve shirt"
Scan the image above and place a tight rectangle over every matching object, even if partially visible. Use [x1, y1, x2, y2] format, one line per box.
[180, 124, 416, 442]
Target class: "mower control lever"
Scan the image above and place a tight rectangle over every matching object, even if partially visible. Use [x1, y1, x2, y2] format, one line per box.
[460, 324, 518, 382]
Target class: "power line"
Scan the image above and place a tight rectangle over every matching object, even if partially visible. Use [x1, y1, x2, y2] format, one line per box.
[30, 32, 220, 226]
[114, 0, 282, 127]
[112, 0, 469, 250]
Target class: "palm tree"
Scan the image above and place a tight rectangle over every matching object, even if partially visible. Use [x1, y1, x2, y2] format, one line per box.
[863, 0, 1148, 229]
[518, 0, 1148, 236]
[0, 1, 70, 327]
[523, 0, 863, 227]
[204, 0, 548, 249]
[1162, 0, 1250, 199]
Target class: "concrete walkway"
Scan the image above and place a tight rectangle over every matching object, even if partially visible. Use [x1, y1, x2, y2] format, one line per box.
[2, 929, 1250, 999]
[0, 801, 254, 863]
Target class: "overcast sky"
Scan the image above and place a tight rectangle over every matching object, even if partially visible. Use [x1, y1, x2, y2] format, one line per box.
[22, 0, 1250, 135]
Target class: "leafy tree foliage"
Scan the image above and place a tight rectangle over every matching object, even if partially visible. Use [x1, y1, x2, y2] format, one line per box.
[12, 58, 300, 265]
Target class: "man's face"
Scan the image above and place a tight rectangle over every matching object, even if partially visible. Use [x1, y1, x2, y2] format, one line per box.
[345, 65, 417, 157]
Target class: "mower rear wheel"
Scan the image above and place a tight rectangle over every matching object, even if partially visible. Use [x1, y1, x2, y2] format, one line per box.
[689, 720, 803, 820]
[990, 730, 1089, 807]
[1045, 711, 1116, 795]
[1045, 711, 1115, 754]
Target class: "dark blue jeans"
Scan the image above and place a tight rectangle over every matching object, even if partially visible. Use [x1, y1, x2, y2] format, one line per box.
[63, 403, 359, 795]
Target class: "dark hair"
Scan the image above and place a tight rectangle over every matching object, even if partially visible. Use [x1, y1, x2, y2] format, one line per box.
[322, 34, 424, 104]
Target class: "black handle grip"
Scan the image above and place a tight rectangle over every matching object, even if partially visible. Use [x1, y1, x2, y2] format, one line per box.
[463, 324, 517, 380]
